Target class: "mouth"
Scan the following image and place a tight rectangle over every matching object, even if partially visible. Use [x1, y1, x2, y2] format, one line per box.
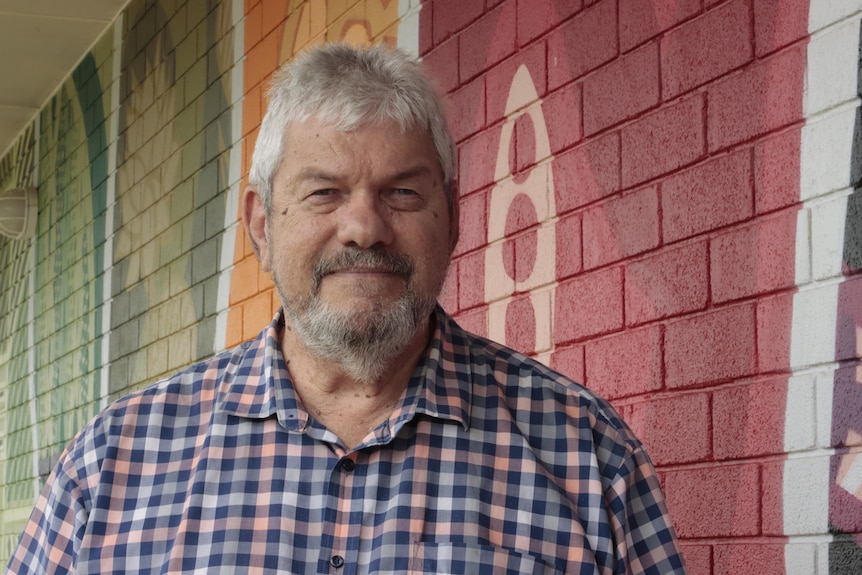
[313, 250, 414, 290]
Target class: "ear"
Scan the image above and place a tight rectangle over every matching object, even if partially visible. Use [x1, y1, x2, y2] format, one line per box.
[242, 186, 271, 271]
[448, 182, 460, 253]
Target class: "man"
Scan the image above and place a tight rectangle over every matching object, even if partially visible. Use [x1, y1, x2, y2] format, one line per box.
[8, 44, 687, 574]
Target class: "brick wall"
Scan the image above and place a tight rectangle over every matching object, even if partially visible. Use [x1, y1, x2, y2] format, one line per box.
[0, 0, 860, 572]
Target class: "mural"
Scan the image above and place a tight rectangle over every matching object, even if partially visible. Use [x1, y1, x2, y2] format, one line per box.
[227, 0, 404, 343]
[112, 0, 233, 400]
[0, 0, 860, 571]
[0, 122, 37, 558]
[829, 22, 862, 569]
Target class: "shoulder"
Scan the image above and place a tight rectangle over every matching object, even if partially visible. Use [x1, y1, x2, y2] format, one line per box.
[441, 311, 642, 474]
[62, 339, 256, 475]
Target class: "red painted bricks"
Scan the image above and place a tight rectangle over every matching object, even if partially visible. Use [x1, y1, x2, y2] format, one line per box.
[755, 296, 794, 379]
[619, 0, 701, 53]
[662, 151, 754, 244]
[457, 250, 486, 311]
[458, 125, 500, 196]
[627, 391, 712, 464]
[753, 0, 810, 57]
[423, 36, 459, 95]
[583, 42, 659, 135]
[583, 185, 660, 269]
[554, 266, 623, 343]
[585, 325, 663, 399]
[517, 0, 582, 47]
[621, 94, 705, 189]
[710, 208, 798, 303]
[547, 0, 618, 90]
[754, 127, 802, 214]
[543, 84, 582, 155]
[661, 0, 752, 99]
[553, 131, 620, 214]
[665, 304, 757, 389]
[707, 45, 805, 152]
[624, 241, 709, 326]
[713, 377, 789, 459]
[714, 543, 786, 575]
[446, 76, 486, 143]
[663, 463, 761, 538]
[459, 2, 517, 82]
[431, 0, 485, 44]
[550, 343, 585, 383]
[486, 43, 547, 127]
[555, 212, 583, 281]
[453, 189, 488, 257]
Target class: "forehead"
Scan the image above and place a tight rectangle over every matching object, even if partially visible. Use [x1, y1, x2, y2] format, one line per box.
[279, 118, 441, 175]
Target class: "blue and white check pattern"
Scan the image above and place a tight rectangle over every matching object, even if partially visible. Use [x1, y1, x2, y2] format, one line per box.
[8, 307, 687, 574]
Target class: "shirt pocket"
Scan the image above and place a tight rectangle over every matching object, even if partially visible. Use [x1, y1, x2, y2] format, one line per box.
[408, 541, 565, 575]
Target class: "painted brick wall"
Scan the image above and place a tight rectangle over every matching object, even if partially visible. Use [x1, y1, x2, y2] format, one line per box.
[0, 0, 860, 573]
[418, 0, 859, 573]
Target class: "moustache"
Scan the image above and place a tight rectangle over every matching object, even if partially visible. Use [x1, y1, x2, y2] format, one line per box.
[312, 249, 414, 288]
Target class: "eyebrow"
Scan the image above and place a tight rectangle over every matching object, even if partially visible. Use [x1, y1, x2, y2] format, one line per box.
[289, 165, 437, 187]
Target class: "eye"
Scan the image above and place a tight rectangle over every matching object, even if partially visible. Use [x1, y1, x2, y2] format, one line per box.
[384, 188, 423, 210]
[309, 188, 337, 197]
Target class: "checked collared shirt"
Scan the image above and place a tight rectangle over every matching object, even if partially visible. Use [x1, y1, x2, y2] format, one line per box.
[8, 307, 687, 575]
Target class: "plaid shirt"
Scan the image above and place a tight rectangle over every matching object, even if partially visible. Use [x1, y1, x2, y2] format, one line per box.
[8, 308, 686, 575]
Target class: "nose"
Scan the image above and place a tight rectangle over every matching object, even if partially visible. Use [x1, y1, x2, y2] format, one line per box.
[336, 191, 395, 249]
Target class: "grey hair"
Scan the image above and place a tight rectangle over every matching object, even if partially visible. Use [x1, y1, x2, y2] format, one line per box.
[248, 43, 457, 212]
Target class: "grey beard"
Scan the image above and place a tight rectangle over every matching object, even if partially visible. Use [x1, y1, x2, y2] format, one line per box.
[279, 248, 439, 384]
[284, 289, 433, 384]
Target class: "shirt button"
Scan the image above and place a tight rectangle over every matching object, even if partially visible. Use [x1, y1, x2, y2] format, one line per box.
[330, 555, 345, 568]
[341, 459, 355, 472]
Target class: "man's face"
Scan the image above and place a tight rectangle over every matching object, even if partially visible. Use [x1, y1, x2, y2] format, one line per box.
[245, 118, 453, 372]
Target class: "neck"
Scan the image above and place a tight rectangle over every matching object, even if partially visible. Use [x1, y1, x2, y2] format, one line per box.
[279, 316, 432, 448]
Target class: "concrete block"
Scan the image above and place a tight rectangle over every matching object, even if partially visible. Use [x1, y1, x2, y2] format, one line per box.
[754, 127, 802, 215]
[517, 0, 581, 46]
[662, 151, 753, 243]
[431, 0, 484, 43]
[585, 325, 663, 399]
[625, 240, 709, 326]
[661, 0, 752, 98]
[583, 186, 659, 269]
[553, 132, 620, 214]
[784, 374, 819, 453]
[808, 0, 862, 34]
[445, 76, 485, 143]
[583, 42, 659, 135]
[781, 454, 830, 535]
[714, 543, 786, 575]
[790, 283, 838, 370]
[459, 1, 516, 82]
[783, 542, 817, 575]
[707, 45, 805, 152]
[713, 377, 792, 459]
[665, 304, 756, 389]
[553, 266, 623, 343]
[555, 212, 582, 281]
[663, 463, 760, 538]
[621, 94, 705, 188]
[710, 208, 798, 303]
[804, 14, 859, 116]
[486, 43, 547, 128]
[620, 0, 700, 52]
[811, 190, 851, 281]
[800, 105, 856, 201]
[547, 0, 617, 89]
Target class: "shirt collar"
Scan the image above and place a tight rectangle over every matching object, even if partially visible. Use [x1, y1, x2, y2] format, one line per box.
[216, 306, 472, 432]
